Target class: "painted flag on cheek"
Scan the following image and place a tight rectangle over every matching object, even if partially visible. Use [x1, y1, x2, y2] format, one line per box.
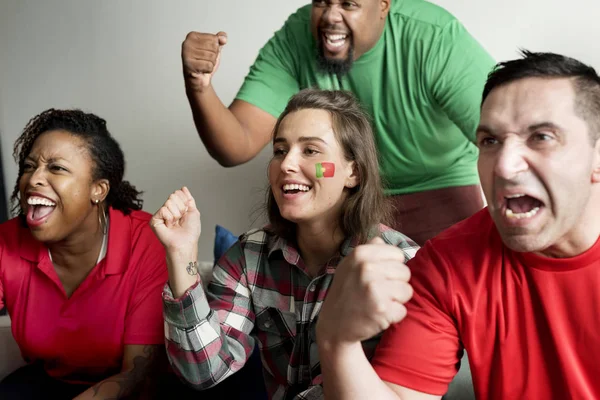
[316, 162, 335, 178]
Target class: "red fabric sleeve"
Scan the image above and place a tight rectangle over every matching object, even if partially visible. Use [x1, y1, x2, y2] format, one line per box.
[123, 224, 168, 345]
[371, 242, 462, 395]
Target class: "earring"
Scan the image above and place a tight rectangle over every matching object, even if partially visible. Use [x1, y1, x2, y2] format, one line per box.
[94, 199, 99, 204]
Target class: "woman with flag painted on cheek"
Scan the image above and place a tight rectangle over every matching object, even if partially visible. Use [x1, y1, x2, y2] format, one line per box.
[152, 89, 419, 399]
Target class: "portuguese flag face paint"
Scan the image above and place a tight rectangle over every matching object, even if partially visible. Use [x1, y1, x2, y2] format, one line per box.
[315, 162, 335, 178]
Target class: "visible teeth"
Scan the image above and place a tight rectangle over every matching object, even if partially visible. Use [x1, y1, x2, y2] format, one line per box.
[283, 184, 310, 192]
[325, 33, 347, 48]
[505, 194, 526, 199]
[505, 206, 540, 219]
[27, 196, 56, 207]
[326, 34, 347, 41]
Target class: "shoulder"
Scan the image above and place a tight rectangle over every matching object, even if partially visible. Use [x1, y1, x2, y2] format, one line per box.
[111, 208, 152, 232]
[267, 4, 312, 48]
[408, 208, 503, 278]
[376, 224, 420, 261]
[238, 227, 278, 251]
[390, 0, 460, 29]
[0, 217, 23, 244]
[283, 4, 311, 28]
[0, 218, 25, 266]
[427, 207, 496, 248]
[109, 208, 163, 253]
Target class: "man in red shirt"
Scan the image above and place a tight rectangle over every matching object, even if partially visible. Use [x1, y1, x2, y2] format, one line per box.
[314, 50, 600, 399]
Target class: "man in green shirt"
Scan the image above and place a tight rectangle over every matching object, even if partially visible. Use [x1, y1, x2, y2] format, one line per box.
[181, 0, 495, 245]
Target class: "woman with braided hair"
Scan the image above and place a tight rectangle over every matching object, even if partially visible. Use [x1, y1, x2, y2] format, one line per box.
[0, 109, 168, 399]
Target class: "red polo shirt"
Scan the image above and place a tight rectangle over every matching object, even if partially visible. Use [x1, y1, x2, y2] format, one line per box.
[0, 207, 168, 384]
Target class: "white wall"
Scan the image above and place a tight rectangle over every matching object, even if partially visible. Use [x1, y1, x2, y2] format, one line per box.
[1, 0, 598, 260]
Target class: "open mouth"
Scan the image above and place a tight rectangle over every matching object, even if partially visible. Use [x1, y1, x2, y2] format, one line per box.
[323, 32, 348, 49]
[282, 183, 312, 195]
[504, 194, 544, 220]
[26, 196, 57, 225]
[319, 28, 351, 54]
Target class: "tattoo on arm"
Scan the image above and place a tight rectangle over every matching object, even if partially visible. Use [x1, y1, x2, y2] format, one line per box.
[91, 345, 159, 399]
[186, 261, 198, 276]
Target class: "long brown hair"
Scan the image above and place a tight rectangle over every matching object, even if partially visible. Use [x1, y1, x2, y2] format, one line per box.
[266, 89, 390, 243]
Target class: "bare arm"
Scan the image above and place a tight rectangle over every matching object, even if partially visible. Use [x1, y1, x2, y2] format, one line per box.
[73, 344, 164, 400]
[319, 341, 441, 400]
[182, 31, 276, 167]
[315, 238, 440, 400]
[186, 89, 276, 166]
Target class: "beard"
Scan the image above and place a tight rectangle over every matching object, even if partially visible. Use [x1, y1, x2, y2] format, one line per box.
[316, 35, 354, 76]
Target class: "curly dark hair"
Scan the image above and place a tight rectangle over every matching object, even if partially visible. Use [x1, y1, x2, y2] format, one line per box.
[11, 108, 143, 216]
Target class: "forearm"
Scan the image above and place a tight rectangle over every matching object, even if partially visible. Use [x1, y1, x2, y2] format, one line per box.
[73, 370, 146, 400]
[163, 264, 255, 388]
[165, 245, 200, 299]
[319, 341, 401, 400]
[185, 81, 250, 166]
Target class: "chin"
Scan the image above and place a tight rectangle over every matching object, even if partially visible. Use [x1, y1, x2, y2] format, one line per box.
[279, 212, 303, 224]
[500, 233, 547, 254]
[29, 230, 53, 243]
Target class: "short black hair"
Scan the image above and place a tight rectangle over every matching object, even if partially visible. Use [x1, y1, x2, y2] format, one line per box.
[483, 50, 600, 140]
[11, 109, 143, 215]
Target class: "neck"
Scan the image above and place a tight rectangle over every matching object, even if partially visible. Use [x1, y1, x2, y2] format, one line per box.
[48, 210, 105, 271]
[296, 220, 346, 277]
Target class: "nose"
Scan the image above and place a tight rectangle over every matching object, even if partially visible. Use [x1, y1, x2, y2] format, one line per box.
[27, 166, 48, 187]
[322, 5, 343, 25]
[493, 141, 528, 180]
[280, 151, 300, 174]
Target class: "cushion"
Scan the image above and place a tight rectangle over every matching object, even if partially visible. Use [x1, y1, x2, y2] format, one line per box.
[214, 225, 238, 263]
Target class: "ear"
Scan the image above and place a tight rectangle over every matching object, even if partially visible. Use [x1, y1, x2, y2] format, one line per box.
[91, 179, 110, 204]
[345, 161, 359, 189]
[592, 139, 600, 184]
[380, 0, 391, 18]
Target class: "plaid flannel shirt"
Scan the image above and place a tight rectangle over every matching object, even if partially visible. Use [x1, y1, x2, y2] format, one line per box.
[163, 224, 419, 400]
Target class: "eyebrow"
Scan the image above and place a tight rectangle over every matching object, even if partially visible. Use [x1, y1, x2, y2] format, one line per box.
[25, 156, 70, 163]
[273, 136, 329, 145]
[476, 121, 564, 136]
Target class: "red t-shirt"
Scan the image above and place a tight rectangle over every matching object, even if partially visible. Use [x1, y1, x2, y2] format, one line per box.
[0, 208, 168, 384]
[373, 208, 600, 399]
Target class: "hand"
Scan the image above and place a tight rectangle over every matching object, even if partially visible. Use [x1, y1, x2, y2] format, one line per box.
[182, 31, 227, 92]
[317, 237, 413, 345]
[151, 187, 201, 252]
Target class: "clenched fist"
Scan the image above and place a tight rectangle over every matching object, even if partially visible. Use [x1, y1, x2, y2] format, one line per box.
[316, 237, 413, 345]
[151, 186, 201, 252]
[182, 31, 227, 92]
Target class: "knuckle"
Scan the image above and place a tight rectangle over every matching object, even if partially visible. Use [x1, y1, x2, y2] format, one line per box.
[398, 264, 411, 282]
[353, 245, 368, 261]
[359, 263, 374, 281]
[185, 31, 200, 41]
[364, 280, 379, 296]
[405, 282, 414, 301]
[370, 298, 386, 315]
[398, 304, 408, 320]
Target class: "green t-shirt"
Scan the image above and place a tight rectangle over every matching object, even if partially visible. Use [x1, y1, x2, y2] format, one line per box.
[236, 0, 496, 195]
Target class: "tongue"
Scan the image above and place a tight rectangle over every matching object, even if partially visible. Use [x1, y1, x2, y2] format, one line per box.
[507, 196, 542, 213]
[28, 205, 55, 221]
